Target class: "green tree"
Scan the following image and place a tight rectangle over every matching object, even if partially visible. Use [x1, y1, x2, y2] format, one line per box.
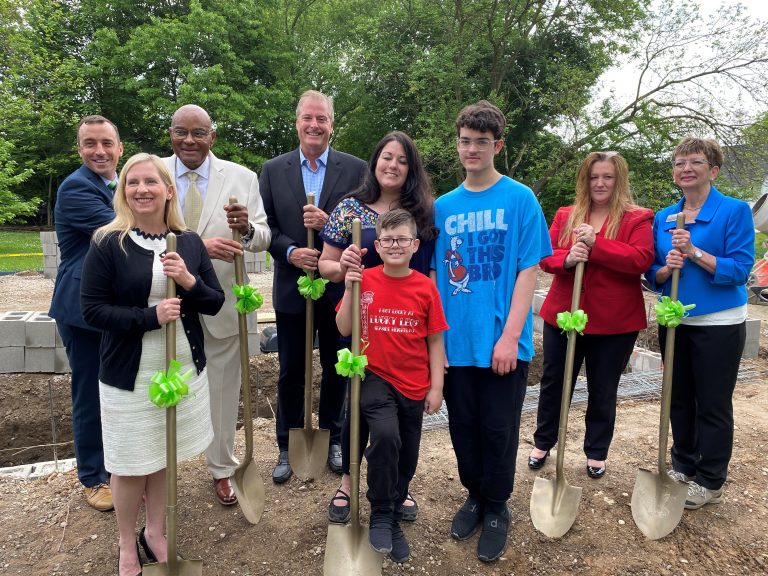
[0, 139, 39, 224]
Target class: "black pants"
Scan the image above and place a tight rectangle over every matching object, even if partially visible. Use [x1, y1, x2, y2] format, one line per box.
[660, 322, 745, 490]
[361, 372, 423, 512]
[274, 298, 345, 450]
[56, 322, 108, 487]
[534, 322, 638, 460]
[444, 363, 528, 511]
[341, 382, 369, 476]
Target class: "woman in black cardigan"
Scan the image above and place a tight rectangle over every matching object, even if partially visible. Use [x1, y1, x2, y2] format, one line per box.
[81, 153, 224, 576]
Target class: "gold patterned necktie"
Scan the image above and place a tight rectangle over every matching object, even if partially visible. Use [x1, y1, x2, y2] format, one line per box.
[184, 172, 203, 230]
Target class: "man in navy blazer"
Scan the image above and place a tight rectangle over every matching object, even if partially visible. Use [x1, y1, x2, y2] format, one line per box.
[260, 90, 367, 483]
[49, 115, 123, 512]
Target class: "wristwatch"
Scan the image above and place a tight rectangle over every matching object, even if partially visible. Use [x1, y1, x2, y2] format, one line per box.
[691, 247, 703, 261]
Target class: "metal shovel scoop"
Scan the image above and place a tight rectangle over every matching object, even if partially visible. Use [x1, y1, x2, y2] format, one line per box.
[631, 212, 687, 540]
[289, 192, 330, 481]
[144, 232, 202, 576]
[530, 261, 585, 538]
[323, 218, 383, 576]
[228, 197, 266, 524]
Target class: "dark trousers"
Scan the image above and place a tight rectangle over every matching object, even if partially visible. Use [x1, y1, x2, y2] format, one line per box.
[275, 298, 345, 450]
[444, 363, 528, 511]
[56, 322, 107, 487]
[660, 322, 745, 490]
[534, 322, 638, 460]
[341, 381, 369, 476]
[361, 372, 423, 512]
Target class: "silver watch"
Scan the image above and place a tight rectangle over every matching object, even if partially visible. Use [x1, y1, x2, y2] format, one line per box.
[691, 248, 703, 261]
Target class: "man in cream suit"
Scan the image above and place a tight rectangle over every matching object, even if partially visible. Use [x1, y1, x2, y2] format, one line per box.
[164, 104, 270, 507]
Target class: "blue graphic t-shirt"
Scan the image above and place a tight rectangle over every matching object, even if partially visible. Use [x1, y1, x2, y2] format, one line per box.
[431, 176, 552, 366]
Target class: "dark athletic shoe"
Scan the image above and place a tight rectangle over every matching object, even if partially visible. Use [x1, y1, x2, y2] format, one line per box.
[477, 505, 510, 562]
[368, 512, 393, 553]
[390, 520, 410, 563]
[450, 495, 483, 540]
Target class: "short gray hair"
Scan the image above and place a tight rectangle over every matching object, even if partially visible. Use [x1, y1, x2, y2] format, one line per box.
[295, 90, 334, 124]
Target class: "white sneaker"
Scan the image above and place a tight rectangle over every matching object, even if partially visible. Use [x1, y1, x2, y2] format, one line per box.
[667, 469, 694, 483]
[684, 481, 723, 510]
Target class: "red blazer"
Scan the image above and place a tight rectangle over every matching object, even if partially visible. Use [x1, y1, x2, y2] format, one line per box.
[539, 206, 654, 334]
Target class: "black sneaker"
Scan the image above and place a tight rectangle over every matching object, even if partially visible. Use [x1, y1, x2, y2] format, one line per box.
[390, 521, 410, 563]
[477, 506, 510, 562]
[368, 512, 393, 553]
[450, 496, 483, 541]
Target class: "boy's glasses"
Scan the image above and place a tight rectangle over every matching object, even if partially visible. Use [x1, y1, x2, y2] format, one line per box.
[377, 237, 415, 248]
[457, 137, 499, 151]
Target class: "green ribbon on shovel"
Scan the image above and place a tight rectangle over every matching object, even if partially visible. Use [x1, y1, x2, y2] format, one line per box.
[233, 283, 263, 314]
[335, 347, 368, 379]
[655, 296, 696, 328]
[148, 359, 193, 408]
[297, 273, 329, 300]
[556, 309, 588, 334]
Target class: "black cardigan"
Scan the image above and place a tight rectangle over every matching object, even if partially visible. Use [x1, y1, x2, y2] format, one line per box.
[80, 230, 225, 391]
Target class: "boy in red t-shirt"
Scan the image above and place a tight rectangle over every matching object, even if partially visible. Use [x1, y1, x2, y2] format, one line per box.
[336, 209, 448, 562]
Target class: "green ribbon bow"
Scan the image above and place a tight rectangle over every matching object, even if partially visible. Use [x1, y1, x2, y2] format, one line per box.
[556, 310, 588, 334]
[335, 347, 368, 379]
[655, 296, 696, 327]
[233, 283, 263, 314]
[148, 359, 193, 408]
[297, 274, 329, 300]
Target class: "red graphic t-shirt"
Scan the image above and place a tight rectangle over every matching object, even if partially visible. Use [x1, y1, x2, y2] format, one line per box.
[340, 265, 448, 400]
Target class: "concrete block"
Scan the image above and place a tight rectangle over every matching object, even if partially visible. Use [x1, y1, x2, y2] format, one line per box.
[54, 347, 70, 373]
[246, 311, 260, 335]
[0, 311, 34, 347]
[39, 231, 58, 245]
[42, 243, 58, 256]
[532, 290, 547, 315]
[24, 347, 55, 372]
[0, 347, 25, 373]
[25, 312, 57, 348]
[743, 317, 761, 359]
[629, 347, 662, 372]
[55, 325, 64, 347]
[533, 313, 544, 334]
[44, 266, 58, 279]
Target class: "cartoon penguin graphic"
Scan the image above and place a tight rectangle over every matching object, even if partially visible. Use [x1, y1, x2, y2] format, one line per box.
[443, 236, 471, 295]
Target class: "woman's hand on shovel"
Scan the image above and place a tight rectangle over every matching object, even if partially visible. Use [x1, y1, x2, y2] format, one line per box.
[157, 297, 182, 325]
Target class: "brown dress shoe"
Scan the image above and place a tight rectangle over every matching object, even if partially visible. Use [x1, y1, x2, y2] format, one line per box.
[84, 483, 114, 512]
[214, 477, 237, 506]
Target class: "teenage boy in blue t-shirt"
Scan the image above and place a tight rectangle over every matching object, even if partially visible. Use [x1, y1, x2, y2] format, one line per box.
[431, 100, 552, 562]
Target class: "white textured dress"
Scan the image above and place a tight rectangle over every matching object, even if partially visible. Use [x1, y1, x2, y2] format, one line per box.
[100, 230, 214, 476]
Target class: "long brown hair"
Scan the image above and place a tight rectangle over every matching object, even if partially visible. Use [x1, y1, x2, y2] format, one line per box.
[558, 151, 638, 247]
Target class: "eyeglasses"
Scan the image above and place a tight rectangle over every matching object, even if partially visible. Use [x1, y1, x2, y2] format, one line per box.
[171, 128, 213, 140]
[457, 137, 499, 151]
[377, 237, 415, 248]
[672, 159, 711, 169]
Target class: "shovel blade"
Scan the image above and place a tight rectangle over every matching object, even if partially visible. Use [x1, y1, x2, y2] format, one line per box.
[232, 461, 265, 525]
[289, 427, 330, 481]
[324, 523, 383, 576]
[143, 559, 203, 576]
[529, 476, 582, 538]
[631, 468, 687, 540]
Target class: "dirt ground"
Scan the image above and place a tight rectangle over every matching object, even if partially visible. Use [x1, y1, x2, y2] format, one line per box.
[1, 272, 767, 576]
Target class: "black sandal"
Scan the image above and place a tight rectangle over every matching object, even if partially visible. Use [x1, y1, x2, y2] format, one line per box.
[397, 493, 419, 522]
[328, 487, 351, 524]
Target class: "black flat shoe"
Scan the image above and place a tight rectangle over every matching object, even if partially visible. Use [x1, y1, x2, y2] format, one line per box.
[586, 463, 606, 479]
[138, 527, 157, 563]
[528, 449, 550, 470]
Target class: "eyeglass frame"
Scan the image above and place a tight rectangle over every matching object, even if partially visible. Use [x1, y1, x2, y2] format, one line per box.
[376, 236, 416, 248]
[456, 137, 500, 151]
[170, 127, 214, 140]
[672, 158, 711, 169]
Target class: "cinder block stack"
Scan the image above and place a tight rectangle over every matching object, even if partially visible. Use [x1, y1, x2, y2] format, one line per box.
[40, 231, 59, 280]
[0, 311, 32, 373]
[244, 251, 270, 274]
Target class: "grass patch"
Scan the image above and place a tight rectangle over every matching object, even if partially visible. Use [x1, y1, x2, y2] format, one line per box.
[0, 230, 43, 272]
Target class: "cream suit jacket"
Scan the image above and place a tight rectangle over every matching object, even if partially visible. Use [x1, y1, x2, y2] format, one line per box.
[163, 152, 270, 339]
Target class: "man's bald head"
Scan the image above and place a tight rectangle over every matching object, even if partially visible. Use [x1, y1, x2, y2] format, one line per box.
[169, 105, 216, 169]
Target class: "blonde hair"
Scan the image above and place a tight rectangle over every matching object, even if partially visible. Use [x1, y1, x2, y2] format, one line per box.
[559, 151, 638, 247]
[93, 153, 186, 250]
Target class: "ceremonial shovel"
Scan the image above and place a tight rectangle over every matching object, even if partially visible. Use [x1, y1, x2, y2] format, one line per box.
[529, 261, 584, 538]
[631, 212, 687, 540]
[289, 192, 330, 481]
[228, 197, 266, 524]
[144, 232, 202, 576]
[323, 218, 383, 576]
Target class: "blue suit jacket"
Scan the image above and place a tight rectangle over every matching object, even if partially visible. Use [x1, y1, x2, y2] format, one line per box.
[49, 165, 116, 330]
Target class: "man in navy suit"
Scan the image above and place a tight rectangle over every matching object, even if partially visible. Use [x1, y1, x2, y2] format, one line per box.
[260, 90, 367, 483]
[49, 115, 123, 512]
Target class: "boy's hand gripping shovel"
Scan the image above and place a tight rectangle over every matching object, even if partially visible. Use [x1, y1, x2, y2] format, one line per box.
[289, 192, 331, 481]
[228, 197, 266, 524]
[323, 219, 383, 575]
[631, 212, 688, 540]
[144, 232, 202, 576]
[529, 261, 585, 538]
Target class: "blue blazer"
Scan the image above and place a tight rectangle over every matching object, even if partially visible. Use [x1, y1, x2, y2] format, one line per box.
[647, 186, 754, 316]
[49, 165, 116, 330]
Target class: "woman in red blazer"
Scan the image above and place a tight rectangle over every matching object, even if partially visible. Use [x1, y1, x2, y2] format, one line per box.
[528, 151, 654, 478]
